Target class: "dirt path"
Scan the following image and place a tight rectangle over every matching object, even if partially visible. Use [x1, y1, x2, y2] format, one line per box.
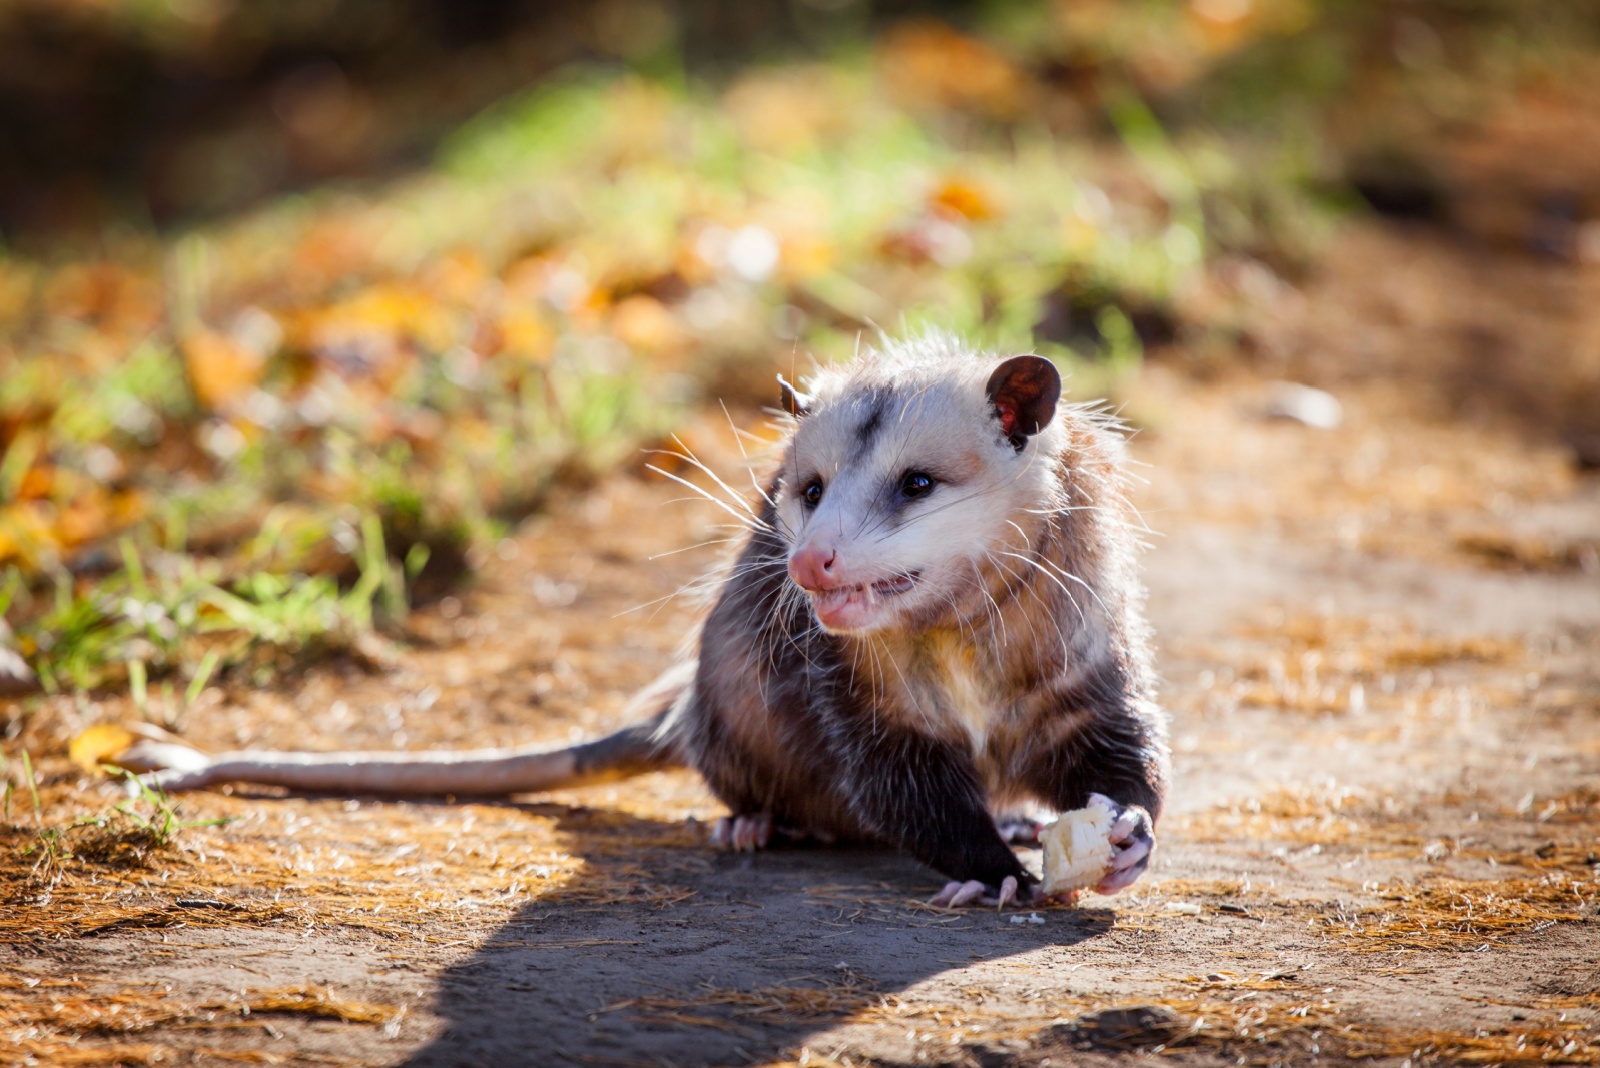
[4, 222, 1599, 1067]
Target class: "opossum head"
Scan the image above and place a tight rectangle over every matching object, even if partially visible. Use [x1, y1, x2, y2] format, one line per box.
[775, 341, 1064, 635]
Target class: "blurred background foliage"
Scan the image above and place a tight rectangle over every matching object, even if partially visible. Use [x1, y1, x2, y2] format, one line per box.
[1, 0, 1598, 699]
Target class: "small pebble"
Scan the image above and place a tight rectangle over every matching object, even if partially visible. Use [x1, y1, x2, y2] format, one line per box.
[1264, 382, 1343, 429]
[0, 621, 37, 696]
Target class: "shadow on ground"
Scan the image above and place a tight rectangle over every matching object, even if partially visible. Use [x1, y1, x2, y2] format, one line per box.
[398, 805, 1112, 1067]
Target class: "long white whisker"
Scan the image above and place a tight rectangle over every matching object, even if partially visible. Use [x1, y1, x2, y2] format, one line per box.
[645, 464, 771, 533]
[967, 559, 1010, 654]
[720, 399, 779, 510]
[993, 549, 1097, 630]
[984, 549, 1073, 655]
[649, 443, 763, 522]
[647, 537, 740, 561]
[1000, 547, 1113, 620]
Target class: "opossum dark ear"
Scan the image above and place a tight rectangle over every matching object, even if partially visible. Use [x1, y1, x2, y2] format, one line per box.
[778, 374, 812, 417]
[986, 355, 1060, 448]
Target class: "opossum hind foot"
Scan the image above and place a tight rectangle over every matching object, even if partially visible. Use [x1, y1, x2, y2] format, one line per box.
[710, 813, 772, 852]
[930, 875, 1025, 909]
[995, 814, 1045, 847]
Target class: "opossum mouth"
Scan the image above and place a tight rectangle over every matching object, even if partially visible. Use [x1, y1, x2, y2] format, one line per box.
[809, 572, 921, 629]
[870, 572, 920, 596]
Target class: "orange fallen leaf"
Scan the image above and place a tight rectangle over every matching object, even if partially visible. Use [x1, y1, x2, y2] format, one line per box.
[777, 232, 835, 282]
[313, 281, 459, 356]
[17, 464, 53, 501]
[876, 20, 1030, 120]
[183, 327, 268, 411]
[69, 723, 137, 774]
[724, 70, 841, 154]
[610, 294, 685, 356]
[493, 306, 555, 363]
[423, 249, 492, 306]
[54, 488, 113, 547]
[0, 501, 60, 567]
[931, 178, 998, 222]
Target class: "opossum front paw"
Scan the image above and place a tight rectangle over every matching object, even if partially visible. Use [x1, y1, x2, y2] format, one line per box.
[929, 875, 1028, 909]
[1085, 792, 1154, 895]
[710, 813, 772, 852]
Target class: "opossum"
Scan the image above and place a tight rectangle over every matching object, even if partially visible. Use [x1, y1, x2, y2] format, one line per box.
[128, 334, 1169, 907]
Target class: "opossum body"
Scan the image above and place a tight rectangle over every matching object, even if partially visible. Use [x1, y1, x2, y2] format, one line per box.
[130, 334, 1169, 904]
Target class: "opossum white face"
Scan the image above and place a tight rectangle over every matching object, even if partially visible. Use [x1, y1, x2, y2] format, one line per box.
[776, 354, 1063, 635]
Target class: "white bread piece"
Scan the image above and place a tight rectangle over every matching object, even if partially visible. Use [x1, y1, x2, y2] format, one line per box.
[1040, 802, 1115, 895]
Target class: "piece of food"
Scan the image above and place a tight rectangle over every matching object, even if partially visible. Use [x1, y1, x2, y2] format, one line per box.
[1040, 802, 1115, 895]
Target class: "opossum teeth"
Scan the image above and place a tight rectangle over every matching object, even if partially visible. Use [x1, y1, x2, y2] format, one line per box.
[810, 571, 921, 615]
[1039, 802, 1115, 895]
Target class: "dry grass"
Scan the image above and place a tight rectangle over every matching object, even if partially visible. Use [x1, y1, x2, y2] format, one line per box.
[752, 995, 1596, 1068]
[627, 981, 1343, 1063]
[791, 992, 1595, 1068]
[1177, 782, 1600, 882]
[1527, 994, 1600, 1011]
[1119, 815, 1594, 958]
[605, 951, 1351, 1064]
[1346, 1021, 1600, 1065]
[1, 770, 716, 945]
[0, 768, 716, 1065]
[1173, 613, 1527, 719]
[0, 974, 398, 1068]
[1455, 531, 1600, 575]
[3, 979, 401, 1030]
[6, 1043, 357, 1067]
[1175, 783, 1371, 846]
[866, 991, 1340, 1063]
[1106, 876, 1276, 929]
[1167, 787, 1597, 953]
[1532, 788, 1600, 826]
[1242, 615, 1524, 671]
[1175, 970, 1305, 993]
[1467, 839, 1600, 875]
[1322, 873, 1594, 953]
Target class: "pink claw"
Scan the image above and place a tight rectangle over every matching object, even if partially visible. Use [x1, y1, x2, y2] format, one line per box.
[710, 814, 772, 852]
[931, 879, 986, 907]
[929, 875, 1024, 909]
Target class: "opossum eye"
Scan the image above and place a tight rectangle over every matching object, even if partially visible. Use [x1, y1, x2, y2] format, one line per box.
[802, 479, 825, 508]
[899, 471, 935, 499]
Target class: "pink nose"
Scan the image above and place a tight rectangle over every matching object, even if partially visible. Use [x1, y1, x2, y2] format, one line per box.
[788, 546, 839, 591]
